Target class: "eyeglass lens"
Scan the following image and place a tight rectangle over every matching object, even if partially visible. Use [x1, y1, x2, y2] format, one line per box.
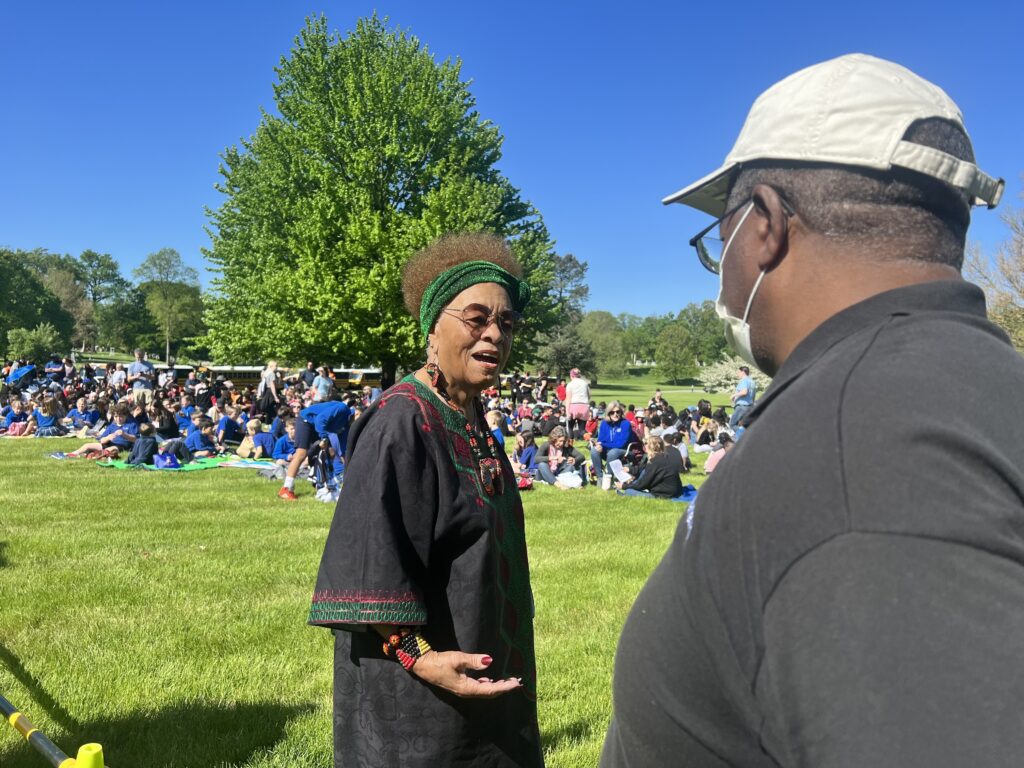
[457, 304, 524, 335]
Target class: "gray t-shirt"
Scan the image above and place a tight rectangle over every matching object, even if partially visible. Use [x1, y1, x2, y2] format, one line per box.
[127, 360, 154, 389]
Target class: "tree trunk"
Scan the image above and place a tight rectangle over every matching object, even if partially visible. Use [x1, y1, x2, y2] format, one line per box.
[381, 361, 396, 390]
[165, 323, 171, 365]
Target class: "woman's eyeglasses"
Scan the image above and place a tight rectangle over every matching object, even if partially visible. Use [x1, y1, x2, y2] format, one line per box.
[608, 409, 623, 416]
[441, 304, 525, 337]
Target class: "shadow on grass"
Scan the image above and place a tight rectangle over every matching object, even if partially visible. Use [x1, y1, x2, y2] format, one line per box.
[0, 541, 7, 568]
[0, 642, 314, 767]
[542, 718, 599, 752]
[0, 700, 315, 768]
[0, 642, 78, 732]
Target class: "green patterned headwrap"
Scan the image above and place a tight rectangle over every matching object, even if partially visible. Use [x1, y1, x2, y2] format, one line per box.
[419, 260, 531, 339]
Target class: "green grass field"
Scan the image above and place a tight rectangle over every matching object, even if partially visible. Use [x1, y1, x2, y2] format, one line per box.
[0, 404, 710, 767]
[581, 371, 731, 411]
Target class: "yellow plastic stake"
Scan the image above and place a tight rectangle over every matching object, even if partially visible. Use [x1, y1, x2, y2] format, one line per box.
[75, 742, 105, 768]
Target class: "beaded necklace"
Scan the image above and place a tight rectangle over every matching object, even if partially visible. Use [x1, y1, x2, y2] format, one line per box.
[423, 363, 504, 496]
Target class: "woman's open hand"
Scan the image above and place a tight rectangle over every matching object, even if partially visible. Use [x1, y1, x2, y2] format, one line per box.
[411, 651, 522, 699]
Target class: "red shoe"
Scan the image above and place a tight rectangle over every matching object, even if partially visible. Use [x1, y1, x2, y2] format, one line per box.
[277, 487, 297, 501]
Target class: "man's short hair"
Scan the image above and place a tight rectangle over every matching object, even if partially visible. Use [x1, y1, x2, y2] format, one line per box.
[726, 118, 975, 269]
[739, 366, 750, 374]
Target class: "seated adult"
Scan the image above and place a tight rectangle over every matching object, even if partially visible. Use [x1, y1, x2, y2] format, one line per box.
[589, 401, 635, 483]
[536, 427, 588, 486]
[617, 436, 683, 499]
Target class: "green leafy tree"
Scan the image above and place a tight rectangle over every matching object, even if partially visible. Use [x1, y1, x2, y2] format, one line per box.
[578, 310, 625, 375]
[133, 248, 202, 362]
[654, 321, 697, 384]
[96, 288, 162, 353]
[79, 250, 129, 306]
[6, 323, 62, 362]
[0, 249, 73, 356]
[42, 268, 94, 351]
[548, 253, 589, 319]
[535, 325, 596, 379]
[203, 15, 557, 383]
[677, 300, 728, 365]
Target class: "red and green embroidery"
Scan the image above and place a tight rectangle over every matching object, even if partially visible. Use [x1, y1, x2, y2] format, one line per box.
[309, 588, 427, 625]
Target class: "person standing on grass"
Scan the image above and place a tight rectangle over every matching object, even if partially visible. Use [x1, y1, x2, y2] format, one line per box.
[729, 365, 756, 427]
[126, 348, 155, 408]
[564, 367, 590, 439]
[601, 54, 1021, 768]
[309, 232, 542, 768]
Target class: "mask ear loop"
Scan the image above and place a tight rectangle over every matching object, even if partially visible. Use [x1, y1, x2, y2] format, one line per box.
[741, 270, 767, 324]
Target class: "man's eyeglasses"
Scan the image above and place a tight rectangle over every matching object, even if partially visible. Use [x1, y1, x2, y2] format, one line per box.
[688, 194, 794, 274]
[441, 304, 525, 337]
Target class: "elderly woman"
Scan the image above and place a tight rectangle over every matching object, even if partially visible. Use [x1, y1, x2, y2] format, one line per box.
[309, 233, 542, 768]
[589, 399, 635, 484]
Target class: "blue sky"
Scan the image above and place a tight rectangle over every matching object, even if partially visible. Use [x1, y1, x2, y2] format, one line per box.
[2, 1, 1021, 317]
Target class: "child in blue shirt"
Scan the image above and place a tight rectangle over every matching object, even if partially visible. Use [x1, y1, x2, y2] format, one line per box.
[184, 419, 217, 457]
[61, 406, 138, 458]
[217, 405, 245, 447]
[64, 397, 89, 429]
[1, 400, 28, 433]
[26, 397, 67, 437]
[272, 419, 297, 463]
[251, 420, 276, 459]
[126, 423, 159, 466]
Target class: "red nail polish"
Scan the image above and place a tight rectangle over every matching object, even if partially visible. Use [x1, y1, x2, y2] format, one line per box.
[482, 656, 492, 666]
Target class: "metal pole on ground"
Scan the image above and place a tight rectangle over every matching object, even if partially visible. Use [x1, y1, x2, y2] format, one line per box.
[0, 693, 105, 768]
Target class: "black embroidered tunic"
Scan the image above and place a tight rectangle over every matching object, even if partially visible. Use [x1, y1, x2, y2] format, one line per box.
[309, 376, 542, 768]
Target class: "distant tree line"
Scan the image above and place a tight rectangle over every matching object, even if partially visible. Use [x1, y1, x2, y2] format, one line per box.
[0, 246, 204, 362]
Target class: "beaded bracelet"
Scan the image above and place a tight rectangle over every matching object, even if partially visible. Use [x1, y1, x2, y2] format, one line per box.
[382, 628, 432, 671]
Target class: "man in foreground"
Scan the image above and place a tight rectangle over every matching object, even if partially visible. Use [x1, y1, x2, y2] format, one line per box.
[602, 53, 1021, 767]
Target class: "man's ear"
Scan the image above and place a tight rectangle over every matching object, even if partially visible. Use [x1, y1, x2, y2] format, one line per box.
[749, 184, 790, 271]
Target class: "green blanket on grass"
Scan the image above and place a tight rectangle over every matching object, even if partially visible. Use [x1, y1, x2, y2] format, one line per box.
[97, 456, 234, 472]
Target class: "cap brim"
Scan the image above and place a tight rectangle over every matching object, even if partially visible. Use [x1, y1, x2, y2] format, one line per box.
[661, 163, 739, 218]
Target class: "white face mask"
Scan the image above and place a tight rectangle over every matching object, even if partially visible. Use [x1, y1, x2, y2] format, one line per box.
[715, 203, 767, 368]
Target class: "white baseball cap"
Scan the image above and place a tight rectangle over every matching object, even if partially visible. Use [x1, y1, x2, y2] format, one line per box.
[663, 53, 1004, 217]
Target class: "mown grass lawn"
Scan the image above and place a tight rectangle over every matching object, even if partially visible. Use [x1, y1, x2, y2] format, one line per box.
[583, 372, 732, 411]
[0, 437, 709, 767]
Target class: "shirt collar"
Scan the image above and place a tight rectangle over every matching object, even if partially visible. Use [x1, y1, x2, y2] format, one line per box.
[744, 280, 987, 424]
